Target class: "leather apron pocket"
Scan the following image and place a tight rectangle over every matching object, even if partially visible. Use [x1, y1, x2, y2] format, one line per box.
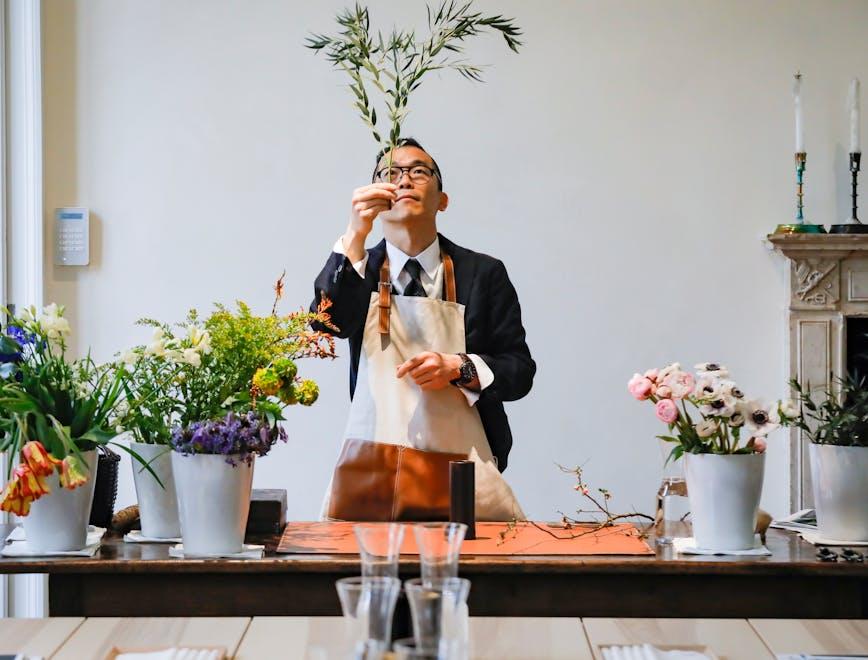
[328, 438, 467, 521]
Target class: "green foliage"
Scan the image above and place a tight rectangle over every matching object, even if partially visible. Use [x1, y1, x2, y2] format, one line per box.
[790, 375, 868, 447]
[306, 1, 523, 162]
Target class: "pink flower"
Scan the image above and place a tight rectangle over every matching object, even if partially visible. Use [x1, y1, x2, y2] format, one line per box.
[664, 371, 695, 400]
[750, 437, 768, 454]
[655, 399, 679, 424]
[655, 385, 673, 399]
[643, 368, 660, 382]
[628, 373, 654, 400]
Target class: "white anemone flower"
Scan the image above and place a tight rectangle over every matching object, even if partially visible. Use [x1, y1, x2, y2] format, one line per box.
[745, 400, 781, 436]
[693, 375, 720, 400]
[695, 419, 719, 438]
[718, 379, 745, 399]
[729, 403, 747, 428]
[694, 362, 730, 378]
[700, 394, 738, 418]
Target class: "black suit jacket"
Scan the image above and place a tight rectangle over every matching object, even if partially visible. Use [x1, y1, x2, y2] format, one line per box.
[310, 233, 535, 471]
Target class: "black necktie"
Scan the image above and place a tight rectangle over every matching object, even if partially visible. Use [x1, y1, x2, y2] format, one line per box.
[402, 259, 427, 297]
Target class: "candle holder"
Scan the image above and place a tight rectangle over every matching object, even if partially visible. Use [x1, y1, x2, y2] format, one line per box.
[776, 152, 827, 234]
[830, 152, 868, 233]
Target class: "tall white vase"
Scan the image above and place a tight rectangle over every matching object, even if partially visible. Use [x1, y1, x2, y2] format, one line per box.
[130, 441, 180, 539]
[810, 443, 868, 542]
[22, 449, 98, 552]
[171, 452, 254, 555]
[683, 452, 765, 551]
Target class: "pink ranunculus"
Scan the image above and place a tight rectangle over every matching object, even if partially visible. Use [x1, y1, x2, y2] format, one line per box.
[655, 384, 673, 399]
[751, 437, 768, 454]
[664, 371, 695, 400]
[643, 368, 660, 382]
[655, 399, 679, 424]
[628, 373, 654, 400]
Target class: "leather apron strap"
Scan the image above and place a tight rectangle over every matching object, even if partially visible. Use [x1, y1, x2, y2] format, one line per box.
[379, 253, 456, 336]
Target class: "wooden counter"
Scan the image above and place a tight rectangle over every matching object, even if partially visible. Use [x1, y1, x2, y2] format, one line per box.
[1, 525, 865, 618]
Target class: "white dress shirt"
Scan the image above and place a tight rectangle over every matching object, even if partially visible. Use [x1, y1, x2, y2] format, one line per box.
[332, 235, 494, 405]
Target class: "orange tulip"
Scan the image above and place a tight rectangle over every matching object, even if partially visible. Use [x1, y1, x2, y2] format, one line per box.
[0, 476, 33, 517]
[59, 454, 88, 490]
[21, 441, 62, 477]
[13, 464, 52, 499]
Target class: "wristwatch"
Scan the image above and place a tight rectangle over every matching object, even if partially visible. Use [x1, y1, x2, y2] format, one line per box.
[451, 353, 477, 386]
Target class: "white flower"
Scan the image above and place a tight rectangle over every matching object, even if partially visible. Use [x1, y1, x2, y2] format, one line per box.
[695, 419, 719, 438]
[164, 349, 183, 363]
[120, 349, 138, 365]
[115, 425, 124, 435]
[744, 400, 781, 436]
[700, 394, 738, 418]
[196, 332, 212, 355]
[657, 363, 682, 383]
[693, 376, 720, 400]
[151, 327, 166, 342]
[729, 406, 746, 428]
[181, 348, 201, 368]
[115, 399, 130, 418]
[779, 399, 799, 419]
[20, 306, 36, 322]
[695, 362, 730, 378]
[718, 379, 745, 399]
[145, 340, 167, 357]
[38, 303, 71, 346]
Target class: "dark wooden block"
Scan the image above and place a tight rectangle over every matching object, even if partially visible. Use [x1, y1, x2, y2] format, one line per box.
[246, 488, 287, 534]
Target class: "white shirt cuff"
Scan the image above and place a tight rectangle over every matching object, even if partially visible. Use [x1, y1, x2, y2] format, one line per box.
[457, 354, 494, 407]
[333, 235, 367, 278]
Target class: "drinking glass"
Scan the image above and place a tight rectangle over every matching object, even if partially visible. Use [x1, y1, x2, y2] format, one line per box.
[405, 577, 471, 660]
[335, 576, 401, 657]
[412, 522, 467, 579]
[655, 439, 690, 544]
[354, 523, 405, 578]
[392, 637, 440, 659]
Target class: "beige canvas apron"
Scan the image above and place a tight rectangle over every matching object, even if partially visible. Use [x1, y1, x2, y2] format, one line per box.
[322, 253, 524, 522]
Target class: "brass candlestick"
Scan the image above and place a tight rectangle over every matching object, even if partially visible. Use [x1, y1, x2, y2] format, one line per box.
[830, 152, 867, 233]
[776, 152, 827, 234]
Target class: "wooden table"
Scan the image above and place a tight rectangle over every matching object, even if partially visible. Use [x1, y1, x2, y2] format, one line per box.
[3, 618, 866, 659]
[1, 525, 866, 618]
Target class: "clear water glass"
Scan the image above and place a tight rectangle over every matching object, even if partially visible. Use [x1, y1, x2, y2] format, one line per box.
[354, 523, 406, 578]
[405, 577, 471, 660]
[656, 476, 690, 544]
[392, 637, 441, 659]
[335, 576, 401, 656]
[413, 522, 467, 579]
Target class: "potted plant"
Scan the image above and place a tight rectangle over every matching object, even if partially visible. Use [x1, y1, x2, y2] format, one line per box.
[790, 375, 868, 542]
[112, 322, 211, 539]
[129, 281, 337, 556]
[0, 304, 148, 552]
[628, 362, 797, 550]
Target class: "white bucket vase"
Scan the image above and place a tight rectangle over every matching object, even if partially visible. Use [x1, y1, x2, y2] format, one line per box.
[171, 452, 254, 555]
[810, 443, 868, 542]
[22, 449, 98, 552]
[130, 441, 180, 539]
[683, 452, 765, 551]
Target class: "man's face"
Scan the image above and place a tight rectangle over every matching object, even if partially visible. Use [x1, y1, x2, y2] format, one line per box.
[375, 146, 448, 225]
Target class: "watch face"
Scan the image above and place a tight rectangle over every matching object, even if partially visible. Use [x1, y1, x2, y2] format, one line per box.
[460, 360, 475, 383]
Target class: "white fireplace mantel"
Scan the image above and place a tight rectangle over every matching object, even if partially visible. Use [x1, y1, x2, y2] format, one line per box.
[768, 233, 868, 510]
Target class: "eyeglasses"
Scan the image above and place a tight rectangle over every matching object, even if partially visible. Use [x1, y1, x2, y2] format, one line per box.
[374, 165, 439, 185]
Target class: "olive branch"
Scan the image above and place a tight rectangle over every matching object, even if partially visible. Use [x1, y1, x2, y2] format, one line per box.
[306, 1, 522, 168]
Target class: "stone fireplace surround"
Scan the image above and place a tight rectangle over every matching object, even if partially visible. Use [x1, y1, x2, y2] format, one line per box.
[769, 233, 868, 510]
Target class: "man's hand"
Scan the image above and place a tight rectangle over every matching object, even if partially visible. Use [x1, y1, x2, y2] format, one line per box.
[343, 183, 398, 262]
[396, 352, 462, 391]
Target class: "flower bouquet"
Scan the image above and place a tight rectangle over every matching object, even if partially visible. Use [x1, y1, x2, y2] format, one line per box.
[115, 279, 338, 555]
[628, 362, 797, 550]
[0, 304, 139, 551]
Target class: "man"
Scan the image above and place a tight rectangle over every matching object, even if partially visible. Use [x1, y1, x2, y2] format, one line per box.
[312, 137, 535, 521]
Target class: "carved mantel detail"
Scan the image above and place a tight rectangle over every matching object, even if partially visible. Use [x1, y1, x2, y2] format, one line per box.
[792, 259, 839, 308]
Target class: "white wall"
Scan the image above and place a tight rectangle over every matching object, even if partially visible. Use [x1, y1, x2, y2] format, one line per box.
[41, 0, 868, 522]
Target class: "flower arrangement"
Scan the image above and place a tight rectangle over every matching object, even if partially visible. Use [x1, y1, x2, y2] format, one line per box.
[789, 375, 868, 447]
[0, 304, 132, 515]
[114, 276, 338, 459]
[306, 1, 522, 167]
[628, 362, 798, 461]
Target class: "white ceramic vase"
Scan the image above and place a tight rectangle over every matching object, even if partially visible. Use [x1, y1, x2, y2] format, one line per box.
[171, 452, 254, 555]
[22, 449, 98, 552]
[683, 452, 765, 551]
[130, 441, 181, 539]
[810, 443, 868, 542]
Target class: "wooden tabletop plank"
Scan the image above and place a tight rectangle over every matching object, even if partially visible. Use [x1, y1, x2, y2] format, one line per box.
[750, 618, 868, 655]
[468, 617, 591, 659]
[0, 618, 83, 657]
[235, 616, 344, 659]
[52, 617, 250, 660]
[582, 618, 775, 659]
